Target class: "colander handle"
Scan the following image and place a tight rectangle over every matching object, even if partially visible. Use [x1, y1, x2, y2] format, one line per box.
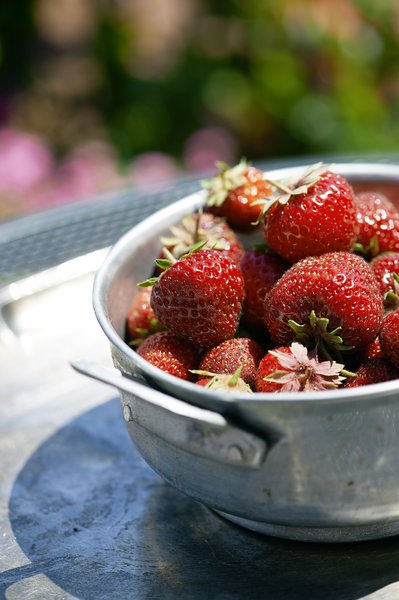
[71, 361, 267, 468]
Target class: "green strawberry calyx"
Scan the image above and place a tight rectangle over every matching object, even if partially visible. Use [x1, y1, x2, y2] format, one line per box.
[288, 310, 353, 361]
[383, 272, 399, 310]
[251, 242, 276, 254]
[202, 158, 249, 207]
[267, 162, 331, 203]
[128, 318, 165, 347]
[191, 366, 252, 394]
[353, 235, 380, 259]
[252, 162, 332, 224]
[138, 241, 208, 287]
[160, 212, 230, 259]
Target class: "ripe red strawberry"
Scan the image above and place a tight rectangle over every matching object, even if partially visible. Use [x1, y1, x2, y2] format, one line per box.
[363, 337, 383, 360]
[198, 337, 264, 389]
[195, 378, 210, 388]
[264, 251, 384, 354]
[126, 287, 164, 345]
[262, 164, 358, 263]
[255, 342, 345, 393]
[354, 192, 399, 256]
[148, 248, 245, 349]
[379, 309, 399, 369]
[137, 331, 199, 381]
[370, 252, 399, 309]
[240, 247, 287, 331]
[345, 357, 399, 388]
[160, 211, 244, 265]
[256, 346, 291, 393]
[202, 159, 272, 231]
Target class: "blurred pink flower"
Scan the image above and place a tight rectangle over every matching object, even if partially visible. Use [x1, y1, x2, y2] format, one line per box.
[26, 140, 125, 210]
[183, 127, 237, 173]
[63, 140, 124, 191]
[23, 157, 99, 211]
[0, 127, 53, 193]
[0, 135, 184, 219]
[51, 140, 123, 204]
[127, 152, 181, 191]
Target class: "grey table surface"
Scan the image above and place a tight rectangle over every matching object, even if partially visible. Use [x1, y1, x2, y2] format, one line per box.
[2, 156, 399, 600]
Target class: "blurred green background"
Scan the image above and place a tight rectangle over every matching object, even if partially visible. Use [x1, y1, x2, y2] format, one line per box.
[1, 0, 399, 219]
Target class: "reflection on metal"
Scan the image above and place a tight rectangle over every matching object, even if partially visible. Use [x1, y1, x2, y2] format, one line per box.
[0, 249, 108, 345]
[0, 248, 108, 307]
[72, 361, 267, 468]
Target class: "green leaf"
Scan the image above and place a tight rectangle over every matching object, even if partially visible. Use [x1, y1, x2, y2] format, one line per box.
[229, 366, 243, 386]
[137, 277, 159, 288]
[203, 158, 249, 207]
[155, 258, 173, 271]
[252, 242, 269, 252]
[288, 319, 310, 344]
[185, 240, 208, 256]
[129, 339, 143, 347]
[383, 290, 399, 308]
[289, 312, 353, 357]
[215, 160, 230, 171]
[135, 327, 149, 336]
[353, 236, 380, 259]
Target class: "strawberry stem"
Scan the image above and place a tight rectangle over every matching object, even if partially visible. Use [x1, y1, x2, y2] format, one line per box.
[316, 339, 335, 363]
[183, 239, 209, 257]
[193, 209, 203, 244]
[155, 258, 173, 271]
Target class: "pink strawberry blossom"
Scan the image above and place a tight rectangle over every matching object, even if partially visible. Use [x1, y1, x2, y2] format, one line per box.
[266, 342, 345, 392]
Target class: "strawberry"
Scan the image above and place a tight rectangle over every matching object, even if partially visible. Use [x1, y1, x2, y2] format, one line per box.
[370, 252, 399, 309]
[197, 337, 264, 389]
[195, 378, 210, 388]
[379, 309, 399, 369]
[264, 251, 384, 355]
[146, 248, 245, 349]
[344, 357, 399, 388]
[137, 331, 199, 381]
[354, 192, 399, 257]
[261, 164, 358, 263]
[160, 211, 244, 265]
[126, 287, 164, 345]
[255, 342, 345, 392]
[240, 247, 287, 332]
[202, 159, 272, 231]
[363, 337, 383, 360]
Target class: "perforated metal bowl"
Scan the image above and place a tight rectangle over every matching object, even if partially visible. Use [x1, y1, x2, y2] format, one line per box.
[93, 162, 399, 542]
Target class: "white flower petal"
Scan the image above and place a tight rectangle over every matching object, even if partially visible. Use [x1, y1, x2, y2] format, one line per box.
[291, 184, 309, 196]
[269, 349, 300, 371]
[315, 361, 345, 376]
[277, 193, 292, 205]
[289, 342, 311, 364]
[266, 371, 297, 384]
[280, 378, 302, 392]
